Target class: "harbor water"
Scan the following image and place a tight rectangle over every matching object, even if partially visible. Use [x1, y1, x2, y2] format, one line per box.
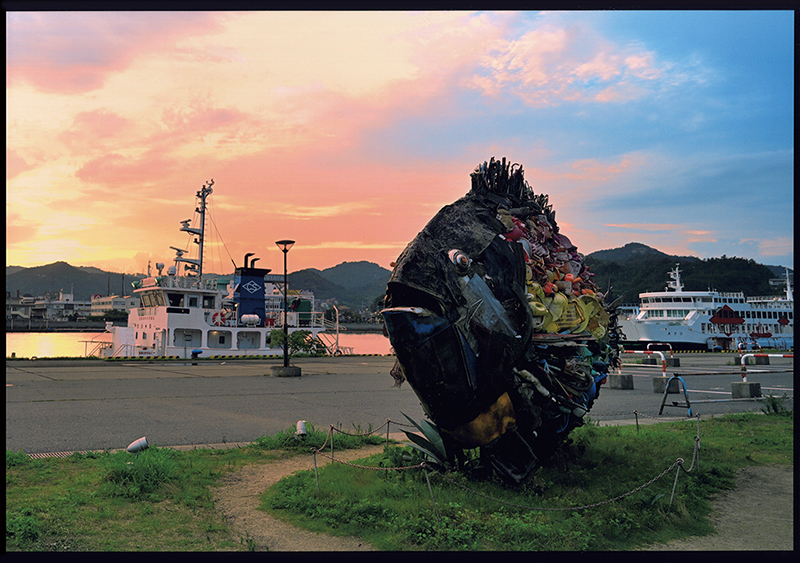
[5, 331, 393, 359]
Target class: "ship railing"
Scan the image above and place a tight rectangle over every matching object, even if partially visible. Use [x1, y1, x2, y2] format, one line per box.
[316, 332, 353, 356]
[717, 291, 745, 299]
[160, 276, 207, 290]
[747, 296, 790, 303]
[274, 311, 326, 330]
[102, 343, 136, 358]
[84, 341, 112, 358]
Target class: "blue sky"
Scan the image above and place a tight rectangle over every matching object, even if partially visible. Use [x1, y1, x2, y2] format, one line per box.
[6, 10, 794, 274]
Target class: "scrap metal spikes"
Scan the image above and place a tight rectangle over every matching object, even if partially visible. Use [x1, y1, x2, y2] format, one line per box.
[470, 156, 537, 205]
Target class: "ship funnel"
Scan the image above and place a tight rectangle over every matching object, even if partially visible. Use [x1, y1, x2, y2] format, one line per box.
[251, 258, 259, 267]
[244, 252, 254, 269]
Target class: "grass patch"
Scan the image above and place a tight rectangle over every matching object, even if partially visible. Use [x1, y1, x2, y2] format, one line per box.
[262, 411, 792, 551]
[5, 424, 381, 551]
[6, 412, 792, 551]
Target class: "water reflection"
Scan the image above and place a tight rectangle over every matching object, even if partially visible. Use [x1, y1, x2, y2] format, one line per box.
[6, 331, 392, 358]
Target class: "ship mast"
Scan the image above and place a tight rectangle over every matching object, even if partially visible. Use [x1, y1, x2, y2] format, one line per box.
[666, 264, 684, 292]
[784, 268, 793, 301]
[176, 179, 214, 280]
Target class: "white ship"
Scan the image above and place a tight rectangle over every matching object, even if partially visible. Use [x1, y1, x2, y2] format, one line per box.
[93, 180, 327, 359]
[617, 265, 793, 351]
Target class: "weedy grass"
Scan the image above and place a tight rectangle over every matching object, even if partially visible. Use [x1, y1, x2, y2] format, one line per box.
[6, 411, 792, 551]
[5, 424, 380, 552]
[261, 410, 792, 551]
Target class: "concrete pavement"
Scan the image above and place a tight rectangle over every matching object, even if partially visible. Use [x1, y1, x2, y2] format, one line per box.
[6, 354, 793, 455]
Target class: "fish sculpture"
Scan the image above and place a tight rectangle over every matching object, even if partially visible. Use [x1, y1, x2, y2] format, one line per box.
[382, 157, 622, 484]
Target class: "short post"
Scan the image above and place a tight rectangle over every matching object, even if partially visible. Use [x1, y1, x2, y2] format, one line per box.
[313, 451, 320, 492]
[423, 466, 441, 522]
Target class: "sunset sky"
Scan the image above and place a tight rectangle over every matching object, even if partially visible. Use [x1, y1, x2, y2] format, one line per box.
[6, 10, 794, 277]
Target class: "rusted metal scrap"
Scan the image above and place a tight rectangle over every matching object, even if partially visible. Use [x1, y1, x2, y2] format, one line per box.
[382, 157, 622, 484]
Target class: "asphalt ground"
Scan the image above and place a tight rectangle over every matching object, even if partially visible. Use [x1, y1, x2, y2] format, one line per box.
[5, 353, 794, 455]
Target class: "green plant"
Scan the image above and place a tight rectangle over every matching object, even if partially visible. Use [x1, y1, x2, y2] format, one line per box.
[251, 422, 384, 452]
[6, 450, 31, 468]
[100, 446, 179, 501]
[400, 412, 449, 469]
[761, 392, 791, 415]
[268, 330, 318, 355]
[6, 508, 41, 544]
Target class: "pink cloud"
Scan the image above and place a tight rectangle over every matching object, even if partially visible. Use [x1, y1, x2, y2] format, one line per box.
[5, 149, 34, 180]
[59, 110, 133, 151]
[472, 21, 663, 107]
[5, 213, 39, 246]
[563, 154, 647, 183]
[6, 12, 223, 94]
[758, 237, 793, 257]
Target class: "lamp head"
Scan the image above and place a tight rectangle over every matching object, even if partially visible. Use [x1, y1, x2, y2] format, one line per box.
[275, 239, 295, 253]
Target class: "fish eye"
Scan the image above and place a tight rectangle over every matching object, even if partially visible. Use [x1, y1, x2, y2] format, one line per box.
[448, 249, 472, 274]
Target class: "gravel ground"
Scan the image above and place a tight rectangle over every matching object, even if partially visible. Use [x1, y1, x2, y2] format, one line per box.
[214, 447, 794, 551]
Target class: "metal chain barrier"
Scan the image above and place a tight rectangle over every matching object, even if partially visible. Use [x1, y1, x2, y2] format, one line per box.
[425, 458, 685, 512]
[307, 413, 705, 513]
[315, 418, 418, 453]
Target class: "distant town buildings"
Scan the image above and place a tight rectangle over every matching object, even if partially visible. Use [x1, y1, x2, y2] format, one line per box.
[90, 295, 140, 317]
[6, 289, 140, 322]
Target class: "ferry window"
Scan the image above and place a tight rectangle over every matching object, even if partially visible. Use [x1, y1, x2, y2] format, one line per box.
[167, 293, 183, 307]
[141, 293, 153, 307]
[188, 296, 198, 308]
[203, 296, 215, 309]
[219, 335, 225, 344]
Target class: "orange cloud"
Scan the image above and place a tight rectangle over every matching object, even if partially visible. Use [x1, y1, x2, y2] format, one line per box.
[758, 237, 793, 256]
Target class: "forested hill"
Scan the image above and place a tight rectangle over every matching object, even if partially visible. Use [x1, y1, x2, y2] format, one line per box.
[6, 247, 790, 310]
[584, 243, 789, 304]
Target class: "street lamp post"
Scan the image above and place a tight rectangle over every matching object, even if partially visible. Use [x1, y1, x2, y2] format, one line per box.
[275, 240, 295, 370]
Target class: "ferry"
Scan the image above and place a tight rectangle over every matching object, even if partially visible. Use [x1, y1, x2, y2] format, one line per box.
[617, 265, 793, 351]
[92, 180, 327, 359]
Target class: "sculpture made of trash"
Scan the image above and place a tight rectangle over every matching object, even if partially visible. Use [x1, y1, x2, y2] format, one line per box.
[382, 157, 623, 484]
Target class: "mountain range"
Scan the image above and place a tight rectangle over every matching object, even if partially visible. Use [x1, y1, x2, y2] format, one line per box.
[6, 243, 791, 308]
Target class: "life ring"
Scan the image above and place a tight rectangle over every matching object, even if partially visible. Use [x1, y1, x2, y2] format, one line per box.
[212, 311, 227, 326]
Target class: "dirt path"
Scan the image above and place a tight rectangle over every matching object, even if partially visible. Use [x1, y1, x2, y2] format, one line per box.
[214, 447, 794, 551]
[642, 464, 794, 551]
[213, 445, 386, 551]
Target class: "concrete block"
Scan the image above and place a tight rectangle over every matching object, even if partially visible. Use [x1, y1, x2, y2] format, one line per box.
[755, 356, 770, 365]
[270, 366, 302, 377]
[731, 381, 761, 398]
[642, 358, 658, 365]
[653, 376, 680, 394]
[608, 373, 634, 390]
[665, 358, 681, 367]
